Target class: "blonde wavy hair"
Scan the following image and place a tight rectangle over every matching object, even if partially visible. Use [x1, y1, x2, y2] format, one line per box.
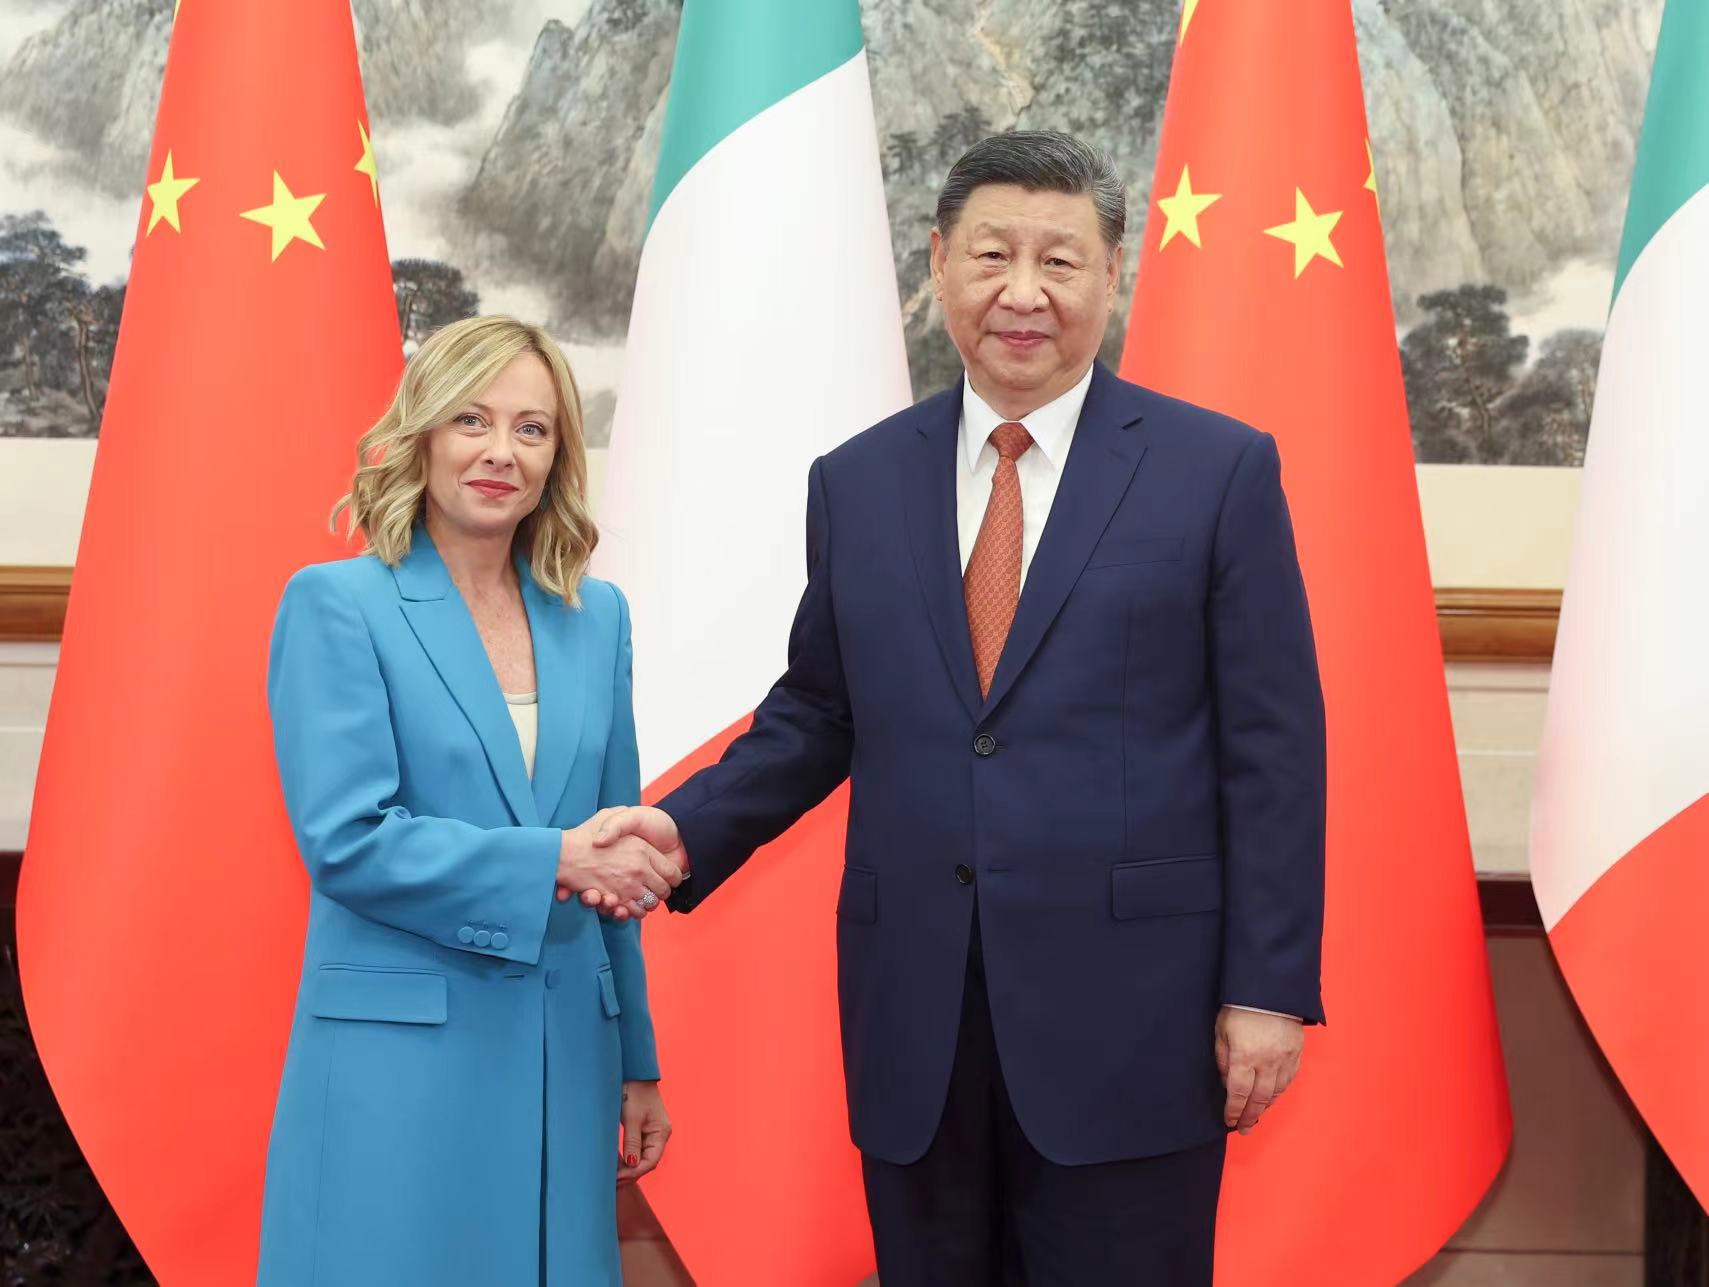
[333, 315, 598, 606]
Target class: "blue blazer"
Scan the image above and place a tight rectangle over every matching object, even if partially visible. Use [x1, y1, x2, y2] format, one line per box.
[665, 363, 1326, 1166]
[257, 534, 656, 1286]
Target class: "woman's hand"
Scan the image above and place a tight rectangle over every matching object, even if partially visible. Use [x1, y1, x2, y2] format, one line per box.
[557, 809, 684, 917]
[617, 1080, 671, 1183]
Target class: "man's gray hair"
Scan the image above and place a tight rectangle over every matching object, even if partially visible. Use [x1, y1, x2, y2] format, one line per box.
[935, 130, 1127, 252]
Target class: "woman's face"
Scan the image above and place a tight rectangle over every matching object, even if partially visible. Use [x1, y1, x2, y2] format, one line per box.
[423, 353, 560, 544]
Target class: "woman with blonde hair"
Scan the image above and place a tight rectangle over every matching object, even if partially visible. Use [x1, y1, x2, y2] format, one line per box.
[256, 316, 682, 1285]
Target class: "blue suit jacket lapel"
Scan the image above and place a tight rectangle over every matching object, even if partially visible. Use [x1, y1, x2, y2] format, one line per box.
[520, 563, 588, 827]
[902, 382, 983, 722]
[981, 363, 1149, 716]
[393, 533, 541, 827]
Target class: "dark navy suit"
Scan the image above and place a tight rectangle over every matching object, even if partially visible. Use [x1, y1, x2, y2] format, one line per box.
[665, 363, 1325, 1280]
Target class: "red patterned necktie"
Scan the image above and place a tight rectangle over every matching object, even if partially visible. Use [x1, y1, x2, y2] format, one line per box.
[964, 421, 1034, 698]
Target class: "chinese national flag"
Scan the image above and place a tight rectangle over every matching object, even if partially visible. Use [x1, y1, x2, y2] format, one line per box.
[17, 2, 400, 1281]
[1122, 4, 1512, 1283]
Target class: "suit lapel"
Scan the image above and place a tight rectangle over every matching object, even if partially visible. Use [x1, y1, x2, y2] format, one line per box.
[394, 532, 540, 827]
[980, 364, 1149, 717]
[520, 562, 588, 826]
[902, 383, 983, 721]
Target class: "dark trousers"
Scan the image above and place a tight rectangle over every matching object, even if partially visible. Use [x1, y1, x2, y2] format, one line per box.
[861, 908, 1226, 1287]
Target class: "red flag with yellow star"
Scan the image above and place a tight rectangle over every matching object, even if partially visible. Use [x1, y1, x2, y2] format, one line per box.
[17, 1, 400, 1279]
[1122, 3, 1511, 1282]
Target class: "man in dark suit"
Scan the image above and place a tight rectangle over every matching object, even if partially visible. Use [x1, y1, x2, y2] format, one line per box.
[597, 130, 1326, 1285]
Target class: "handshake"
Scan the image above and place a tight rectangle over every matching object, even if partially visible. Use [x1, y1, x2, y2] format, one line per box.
[555, 806, 686, 921]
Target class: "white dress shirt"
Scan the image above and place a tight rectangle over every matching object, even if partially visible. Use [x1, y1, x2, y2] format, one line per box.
[955, 365, 1093, 580]
[953, 365, 1298, 1024]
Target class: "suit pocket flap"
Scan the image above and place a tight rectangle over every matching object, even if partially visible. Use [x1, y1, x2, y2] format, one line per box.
[837, 866, 878, 924]
[596, 965, 622, 1019]
[308, 965, 447, 1025]
[1111, 856, 1221, 920]
[1085, 536, 1184, 569]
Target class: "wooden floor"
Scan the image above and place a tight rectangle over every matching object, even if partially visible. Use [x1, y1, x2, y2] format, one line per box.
[617, 1185, 697, 1285]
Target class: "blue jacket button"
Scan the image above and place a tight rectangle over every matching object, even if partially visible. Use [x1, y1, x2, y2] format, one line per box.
[544, 969, 562, 990]
[491, 931, 510, 950]
[457, 926, 476, 944]
[473, 929, 493, 947]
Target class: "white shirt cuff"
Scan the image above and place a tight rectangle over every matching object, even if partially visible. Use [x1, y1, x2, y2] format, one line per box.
[1225, 1004, 1303, 1021]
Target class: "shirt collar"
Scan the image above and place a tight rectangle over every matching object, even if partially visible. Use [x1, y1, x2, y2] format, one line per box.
[960, 362, 1096, 474]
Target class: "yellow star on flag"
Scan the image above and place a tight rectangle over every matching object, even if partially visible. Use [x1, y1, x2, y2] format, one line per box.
[1264, 188, 1344, 278]
[354, 121, 380, 205]
[1180, 0, 1200, 42]
[1365, 138, 1380, 216]
[240, 171, 327, 261]
[145, 151, 199, 235]
[1156, 164, 1221, 250]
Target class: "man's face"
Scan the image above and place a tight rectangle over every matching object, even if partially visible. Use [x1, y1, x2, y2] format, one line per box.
[930, 184, 1121, 416]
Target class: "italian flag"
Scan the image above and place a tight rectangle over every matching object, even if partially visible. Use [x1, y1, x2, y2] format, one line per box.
[1530, 0, 1709, 1206]
[594, 1, 910, 1282]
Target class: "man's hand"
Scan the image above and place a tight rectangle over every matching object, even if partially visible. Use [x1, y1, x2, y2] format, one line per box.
[593, 807, 689, 882]
[1215, 1006, 1304, 1134]
[555, 808, 684, 920]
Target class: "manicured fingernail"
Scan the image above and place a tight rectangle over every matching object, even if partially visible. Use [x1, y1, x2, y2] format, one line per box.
[627, 1155, 637, 1167]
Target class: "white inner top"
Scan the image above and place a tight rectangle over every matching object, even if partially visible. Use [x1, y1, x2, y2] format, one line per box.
[503, 691, 538, 780]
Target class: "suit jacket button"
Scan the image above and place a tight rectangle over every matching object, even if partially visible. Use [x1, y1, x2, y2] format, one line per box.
[973, 734, 997, 757]
[545, 969, 562, 990]
[955, 864, 975, 885]
[491, 931, 510, 950]
[473, 929, 493, 947]
[457, 926, 476, 944]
